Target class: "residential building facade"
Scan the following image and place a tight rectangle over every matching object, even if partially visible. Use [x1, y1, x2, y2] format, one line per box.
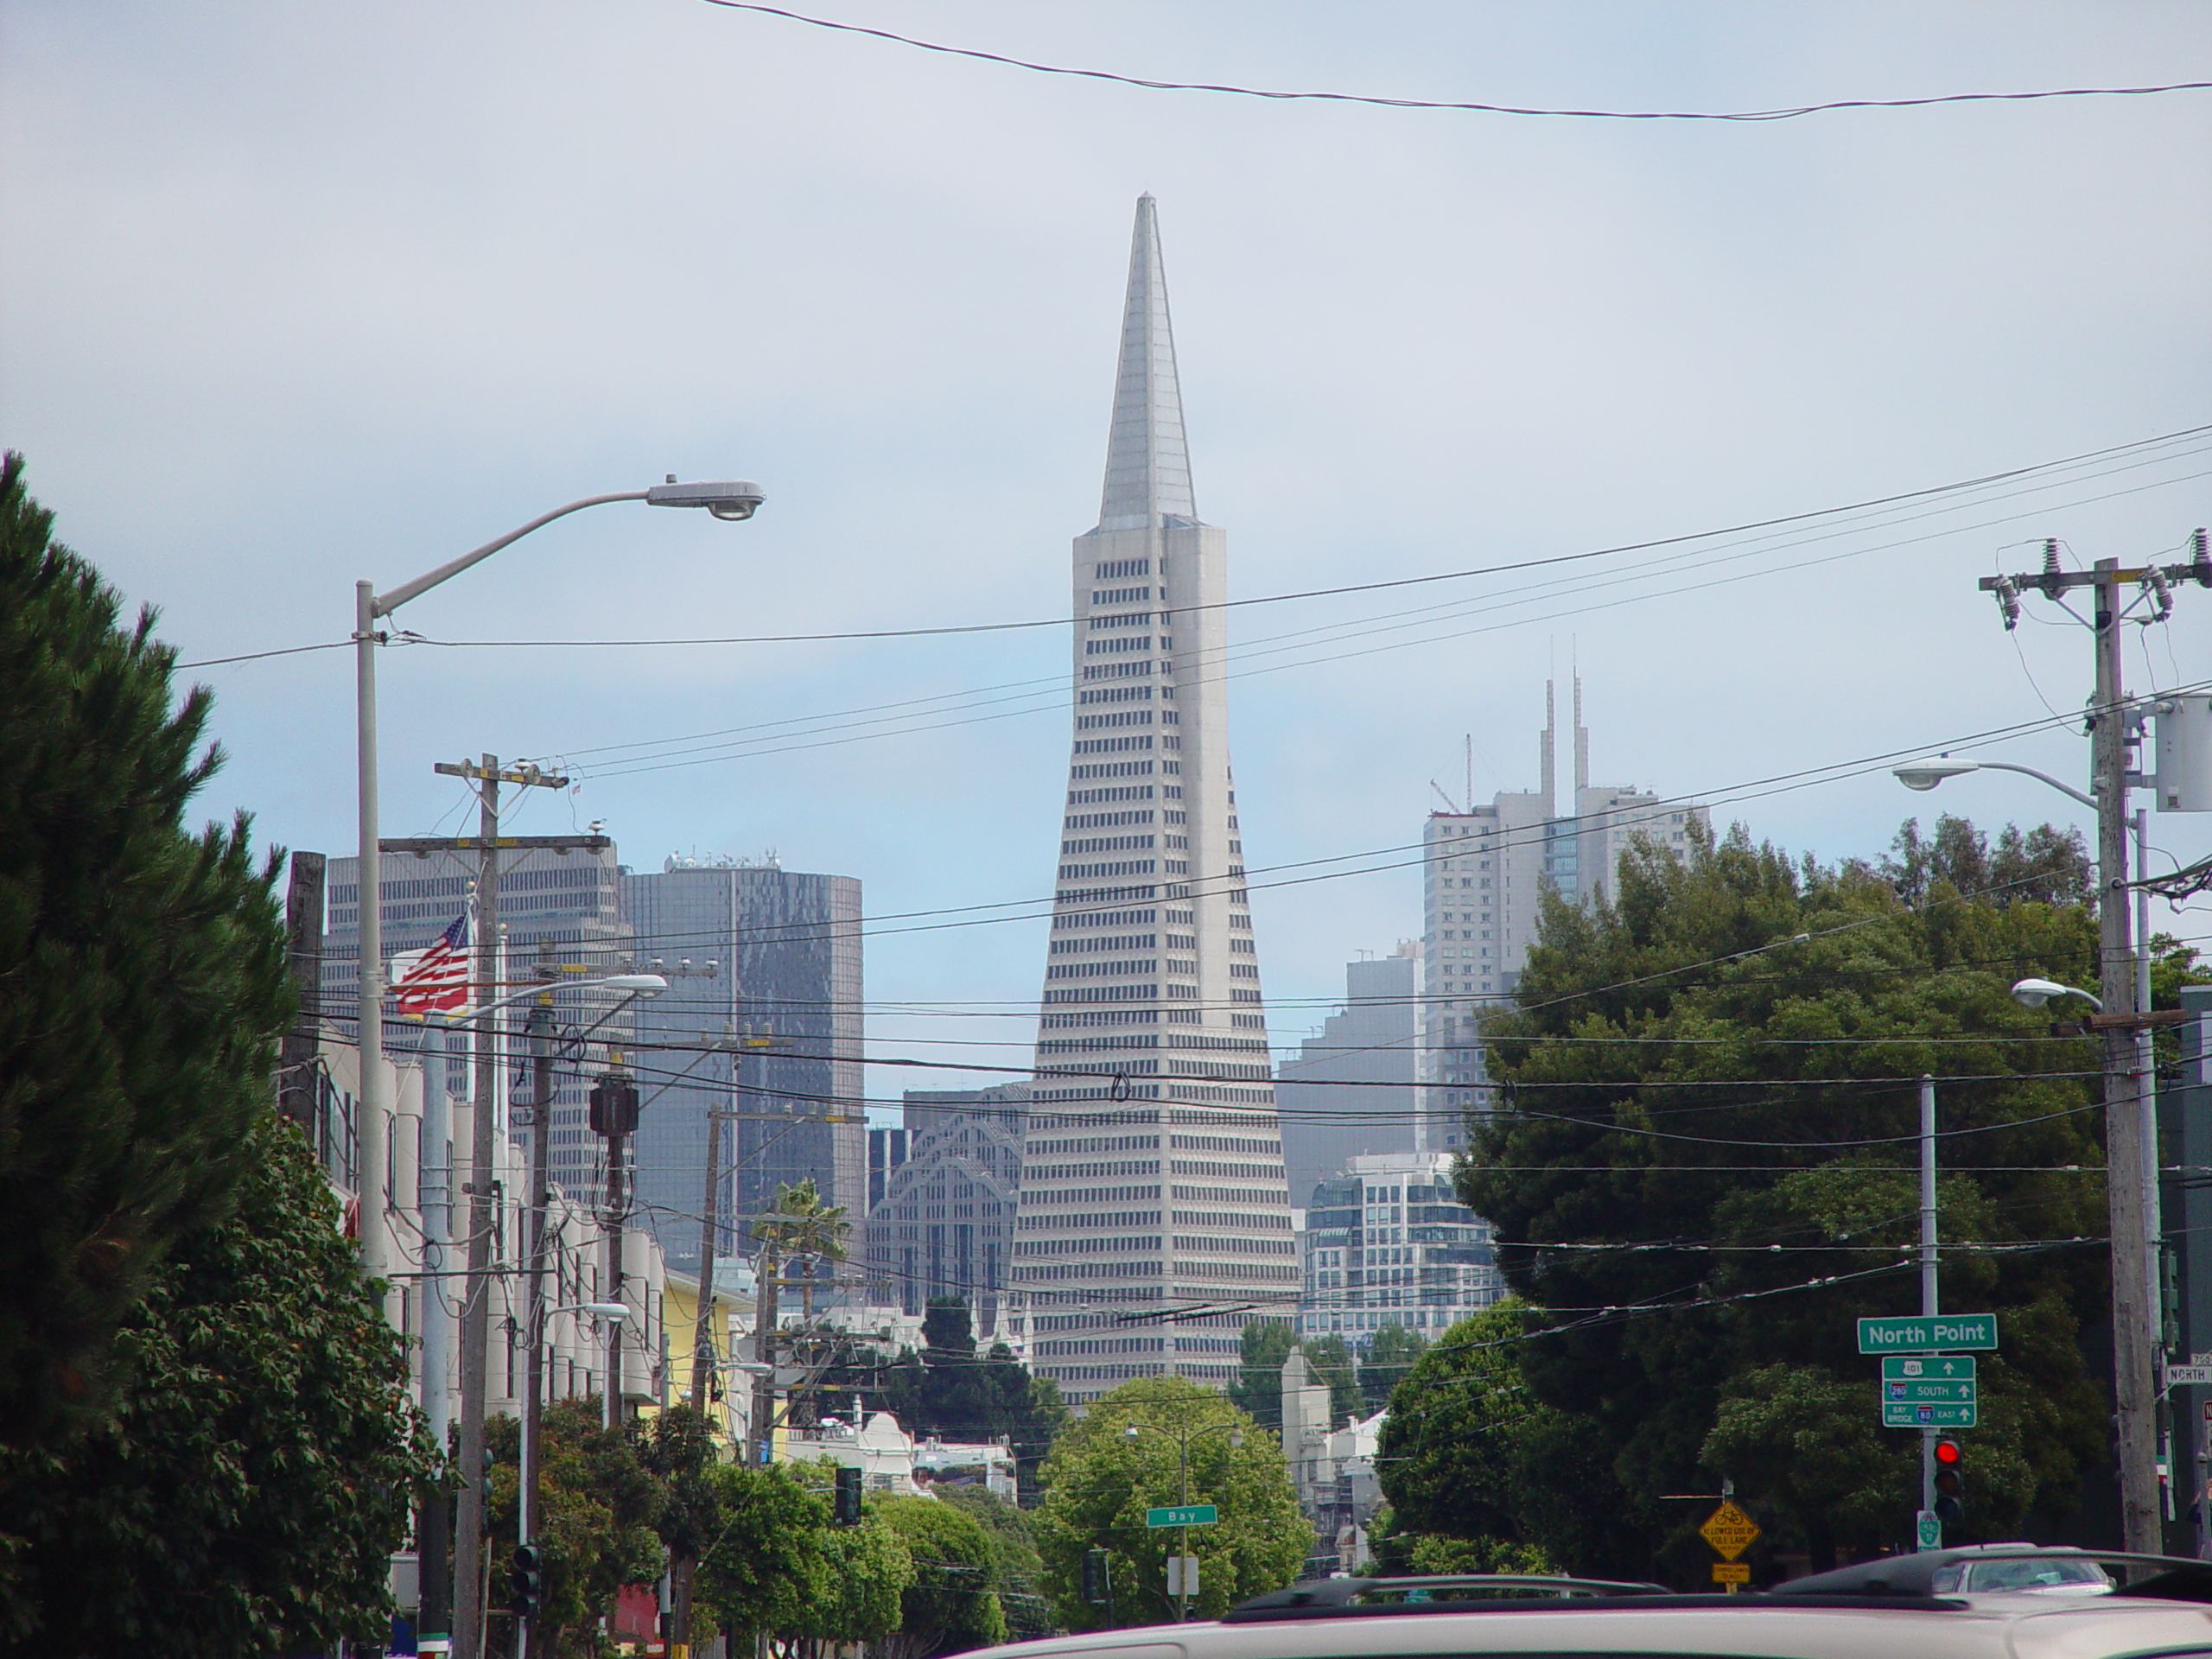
[1297, 1149, 1503, 1340]
[1017, 196, 1296, 1405]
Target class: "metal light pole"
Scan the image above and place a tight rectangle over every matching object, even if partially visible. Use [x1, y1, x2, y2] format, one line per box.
[351, 475, 760, 1659]
[1897, 713, 2167, 1551]
[1123, 1416, 1244, 1620]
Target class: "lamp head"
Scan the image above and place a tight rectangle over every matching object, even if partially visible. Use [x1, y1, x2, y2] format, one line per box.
[2011, 977, 2067, 1008]
[575, 1301, 630, 1319]
[1894, 754, 1981, 792]
[1229, 1427, 1245, 1449]
[1124, 1424, 1141, 1440]
[647, 478, 765, 521]
[597, 974, 669, 996]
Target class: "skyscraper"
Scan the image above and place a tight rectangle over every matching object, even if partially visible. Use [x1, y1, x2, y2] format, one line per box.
[1421, 678, 1708, 1126]
[624, 856, 865, 1273]
[1273, 947, 1423, 1205]
[1015, 196, 1296, 1406]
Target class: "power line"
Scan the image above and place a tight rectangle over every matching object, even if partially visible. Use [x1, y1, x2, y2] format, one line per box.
[698, 3, 2212, 124]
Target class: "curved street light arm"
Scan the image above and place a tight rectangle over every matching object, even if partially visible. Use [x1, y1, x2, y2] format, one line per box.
[1973, 760, 2097, 810]
[373, 491, 651, 618]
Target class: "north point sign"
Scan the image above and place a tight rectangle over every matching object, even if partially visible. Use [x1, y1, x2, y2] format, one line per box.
[1856, 1314, 1999, 1354]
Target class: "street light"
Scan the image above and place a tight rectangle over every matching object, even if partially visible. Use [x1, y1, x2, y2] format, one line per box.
[2012, 977, 2104, 1013]
[1895, 746, 2162, 1550]
[1122, 1417, 1245, 1620]
[1892, 753, 2097, 809]
[355, 480, 760, 1659]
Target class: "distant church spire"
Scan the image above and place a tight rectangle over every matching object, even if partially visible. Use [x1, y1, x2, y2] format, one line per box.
[1098, 194, 1197, 531]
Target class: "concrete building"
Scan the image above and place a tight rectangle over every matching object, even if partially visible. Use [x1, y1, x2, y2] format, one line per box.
[624, 855, 866, 1275]
[1273, 947, 1422, 1205]
[1297, 1149, 1502, 1341]
[864, 1085, 1027, 1336]
[324, 842, 636, 1205]
[1420, 680, 1709, 1132]
[1281, 1350, 1382, 1576]
[1422, 676, 1706, 1014]
[1017, 196, 1296, 1405]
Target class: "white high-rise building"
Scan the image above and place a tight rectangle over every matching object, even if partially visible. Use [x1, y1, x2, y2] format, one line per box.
[1421, 678, 1708, 1122]
[1017, 196, 1295, 1407]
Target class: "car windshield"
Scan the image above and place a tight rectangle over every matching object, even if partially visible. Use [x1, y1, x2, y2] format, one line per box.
[1961, 1556, 2109, 1592]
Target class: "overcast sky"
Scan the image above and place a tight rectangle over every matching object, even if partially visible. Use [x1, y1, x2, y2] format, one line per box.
[5, 2, 2209, 1107]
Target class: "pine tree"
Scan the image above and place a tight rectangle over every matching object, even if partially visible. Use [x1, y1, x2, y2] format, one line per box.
[0, 452, 293, 1451]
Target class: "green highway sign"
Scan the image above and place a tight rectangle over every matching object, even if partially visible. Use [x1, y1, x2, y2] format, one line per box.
[1883, 1356, 1976, 1405]
[1881, 1357, 1976, 1383]
[1146, 1504, 1217, 1529]
[1881, 1400, 1978, 1428]
[1856, 1314, 1998, 1355]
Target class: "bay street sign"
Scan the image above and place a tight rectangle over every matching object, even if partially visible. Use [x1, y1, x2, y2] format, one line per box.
[1881, 1399, 1978, 1428]
[1146, 1504, 1217, 1529]
[1856, 1314, 1998, 1355]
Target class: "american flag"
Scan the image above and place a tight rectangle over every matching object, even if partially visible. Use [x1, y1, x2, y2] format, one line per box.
[391, 912, 472, 1017]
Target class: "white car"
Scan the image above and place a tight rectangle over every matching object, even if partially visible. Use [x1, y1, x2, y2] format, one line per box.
[966, 1557, 2212, 1659]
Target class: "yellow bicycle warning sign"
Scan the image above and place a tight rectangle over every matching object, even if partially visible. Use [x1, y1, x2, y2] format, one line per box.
[1699, 1500, 1760, 1561]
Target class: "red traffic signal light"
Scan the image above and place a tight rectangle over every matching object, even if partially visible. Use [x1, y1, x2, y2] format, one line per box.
[1932, 1438, 1966, 1522]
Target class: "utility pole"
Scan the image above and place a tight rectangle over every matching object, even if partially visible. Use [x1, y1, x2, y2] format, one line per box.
[429, 757, 573, 1659]
[1978, 539, 2210, 1555]
[517, 938, 556, 1659]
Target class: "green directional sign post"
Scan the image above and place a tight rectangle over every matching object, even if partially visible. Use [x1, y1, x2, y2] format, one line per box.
[1856, 1314, 1999, 1355]
[1146, 1504, 1217, 1529]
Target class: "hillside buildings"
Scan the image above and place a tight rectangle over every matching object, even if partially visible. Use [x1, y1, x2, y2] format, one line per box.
[1015, 196, 1296, 1405]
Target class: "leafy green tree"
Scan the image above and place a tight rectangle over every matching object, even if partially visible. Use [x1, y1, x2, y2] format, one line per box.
[696, 1463, 838, 1643]
[851, 1299, 1066, 1503]
[637, 1404, 722, 1656]
[1452, 820, 2109, 1578]
[486, 1400, 665, 1656]
[1358, 1325, 1428, 1417]
[1375, 1302, 1620, 1575]
[1035, 1376, 1311, 1627]
[935, 1485, 1053, 1640]
[1230, 1320, 1296, 1429]
[0, 452, 294, 1452]
[0, 1115, 435, 1653]
[871, 1493, 1007, 1659]
[783, 1496, 912, 1657]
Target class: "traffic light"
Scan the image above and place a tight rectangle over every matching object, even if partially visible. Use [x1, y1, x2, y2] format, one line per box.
[588, 1076, 640, 1136]
[510, 1542, 543, 1620]
[835, 1464, 862, 1526]
[1081, 1548, 1111, 1606]
[1932, 1438, 1966, 1523]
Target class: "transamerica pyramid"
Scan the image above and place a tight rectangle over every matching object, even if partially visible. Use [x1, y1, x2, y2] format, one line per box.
[1014, 196, 1297, 1406]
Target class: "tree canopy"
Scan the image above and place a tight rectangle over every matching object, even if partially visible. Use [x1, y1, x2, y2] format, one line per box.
[1448, 820, 2109, 1576]
[0, 1115, 435, 1652]
[0, 451, 294, 1450]
[1034, 1376, 1311, 1627]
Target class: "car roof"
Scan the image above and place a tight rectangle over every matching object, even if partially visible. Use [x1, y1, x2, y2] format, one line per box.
[973, 1599, 2212, 1659]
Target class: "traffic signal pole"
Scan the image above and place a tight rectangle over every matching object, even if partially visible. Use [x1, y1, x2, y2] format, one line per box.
[1920, 1074, 1939, 1530]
